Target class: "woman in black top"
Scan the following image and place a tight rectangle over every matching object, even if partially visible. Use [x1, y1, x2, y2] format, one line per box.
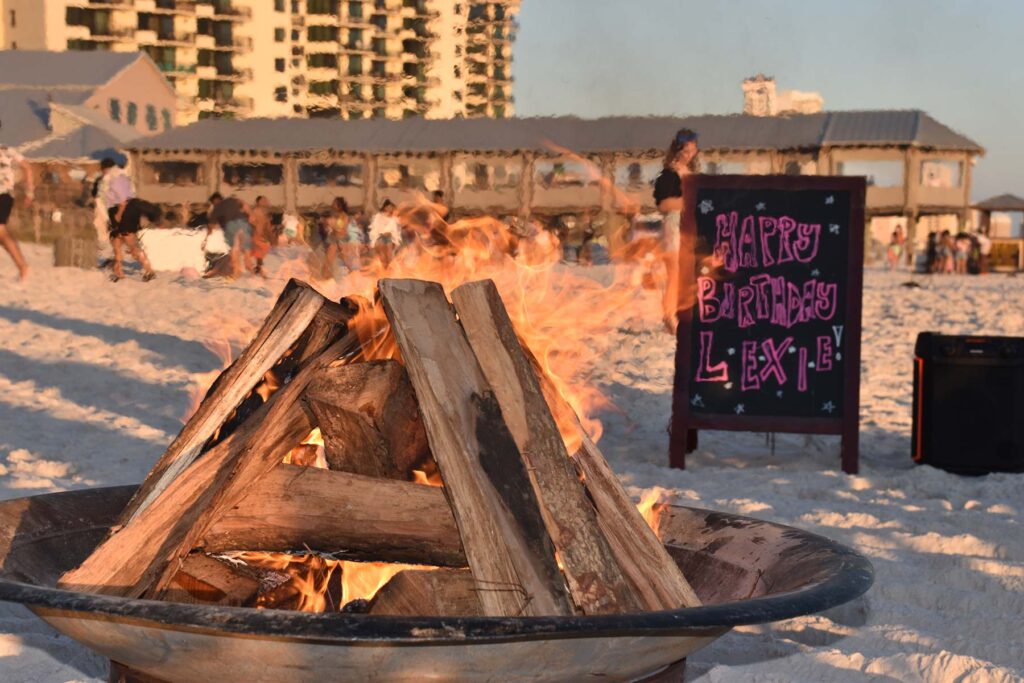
[653, 128, 699, 332]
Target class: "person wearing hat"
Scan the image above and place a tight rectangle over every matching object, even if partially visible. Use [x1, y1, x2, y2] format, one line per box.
[653, 128, 700, 332]
[0, 119, 34, 281]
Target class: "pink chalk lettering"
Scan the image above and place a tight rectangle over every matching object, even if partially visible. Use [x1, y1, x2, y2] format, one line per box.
[793, 223, 822, 263]
[817, 336, 834, 371]
[798, 346, 808, 392]
[714, 212, 738, 272]
[737, 285, 755, 328]
[697, 276, 722, 323]
[786, 281, 804, 327]
[770, 274, 782, 325]
[720, 282, 736, 320]
[815, 282, 838, 320]
[738, 214, 759, 269]
[748, 273, 772, 319]
[741, 340, 760, 391]
[759, 337, 793, 385]
[758, 216, 778, 266]
[776, 216, 797, 263]
[801, 280, 818, 323]
[695, 331, 729, 382]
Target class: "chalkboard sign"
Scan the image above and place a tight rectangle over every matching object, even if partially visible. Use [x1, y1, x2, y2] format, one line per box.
[669, 175, 865, 473]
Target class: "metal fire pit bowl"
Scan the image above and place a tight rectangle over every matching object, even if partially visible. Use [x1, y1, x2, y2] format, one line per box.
[0, 486, 872, 683]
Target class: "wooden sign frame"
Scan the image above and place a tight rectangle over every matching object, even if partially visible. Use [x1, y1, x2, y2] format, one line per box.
[668, 175, 865, 474]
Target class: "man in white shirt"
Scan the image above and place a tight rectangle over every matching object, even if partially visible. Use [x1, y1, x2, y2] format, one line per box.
[0, 123, 34, 281]
[368, 199, 400, 267]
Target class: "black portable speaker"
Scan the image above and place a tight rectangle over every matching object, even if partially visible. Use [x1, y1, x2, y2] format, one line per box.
[912, 332, 1024, 474]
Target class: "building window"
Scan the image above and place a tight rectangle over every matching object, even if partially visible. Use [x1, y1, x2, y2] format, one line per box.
[275, 86, 288, 102]
[309, 80, 338, 95]
[161, 108, 172, 130]
[275, 58, 285, 72]
[126, 102, 138, 126]
[348, 1, 363, 19]
[307, 0, 339, 14]
[109, 98, 121, 122]
[534, 159, 600, 190]
[836, 160, 903, 188]
[452, 158, 522, 192]
[275, 0, 285, 10]
[141, 161, 203, 185]
[377, 160, 437, 191]
[372, 107, 385, 118]
[275, 27, 285, 41]
[307, 53, 338, 68]
[920, 159, 963, 188]
[349, 55, 363, 76]
[145, 104, 158, 131]
[299, 163, 363, 187]
[222, 163, 284, 187]
[308, 25, 339, 41]
[9, 10, 15, 27]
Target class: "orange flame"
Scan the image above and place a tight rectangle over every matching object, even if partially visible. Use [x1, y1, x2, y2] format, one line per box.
[636, 487, 669, 537]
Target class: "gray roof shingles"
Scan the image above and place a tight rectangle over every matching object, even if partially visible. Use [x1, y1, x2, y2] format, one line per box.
[0, 50, 139, 88]
[129, 111, 982, 155]
[972, 193, 1024, 211]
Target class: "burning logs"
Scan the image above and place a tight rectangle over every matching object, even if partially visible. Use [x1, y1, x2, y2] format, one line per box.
[59, 276, 699, 618]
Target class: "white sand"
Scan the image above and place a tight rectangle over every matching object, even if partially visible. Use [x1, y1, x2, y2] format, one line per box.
[0, 244, 1021, 682]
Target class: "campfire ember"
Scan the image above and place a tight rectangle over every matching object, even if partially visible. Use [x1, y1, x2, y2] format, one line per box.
[57, 276, 700, 616]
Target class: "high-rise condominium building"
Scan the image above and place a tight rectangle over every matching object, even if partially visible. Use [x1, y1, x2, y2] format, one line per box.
[0, 0, 519, 123]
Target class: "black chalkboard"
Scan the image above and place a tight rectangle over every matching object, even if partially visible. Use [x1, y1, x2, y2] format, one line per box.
[670, 175, 865, 473]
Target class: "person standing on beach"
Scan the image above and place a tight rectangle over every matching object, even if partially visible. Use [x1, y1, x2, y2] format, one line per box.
[0, 128, 33, 281]
[101, 158, 157, 282]
[250, 195, 273, 275]
[653, 128, 700, 333]
[207, 192, 254, 278]
[368, 199, 400, 268]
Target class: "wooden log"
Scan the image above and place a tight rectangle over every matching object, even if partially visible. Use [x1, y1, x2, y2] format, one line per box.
[368, 569, 482, 617]
[119, 280, 330, 524]
[303, 361, 430, 478]
[532, 357, 702, 610]
[163, 554, 260, 607]
[58, 332, 359, 599]
[201, 464, 465, 567]
[451, 279, 643, 615]
[379, 278, 572, 617]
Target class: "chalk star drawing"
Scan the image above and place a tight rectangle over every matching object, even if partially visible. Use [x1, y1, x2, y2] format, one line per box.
[836, 352, 843, 361]
[699, 199, 714, 214]
[808, 361, 816, 369]
[691, 394, 704, 407]
[776, 390, 784, 398]
[727, 347, 736, 356]
[755, 201, 766, 211]
[825, 195, 835, 205]
[810, 268, 821, 277]
[829, 223, 841, 235]
[724, 382, 734, 390]
[789, 346, 797, 354]
[700, 266, 710, 275]
[758, 355, 766, 362]
[734, 404, 746, 415]
[822, 401, 836, 414]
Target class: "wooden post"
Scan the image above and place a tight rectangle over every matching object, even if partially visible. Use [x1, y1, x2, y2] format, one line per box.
[379, 278, 573, 617]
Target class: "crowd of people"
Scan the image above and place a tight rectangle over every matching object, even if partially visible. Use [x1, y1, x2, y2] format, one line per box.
[887, 225, 993, 275]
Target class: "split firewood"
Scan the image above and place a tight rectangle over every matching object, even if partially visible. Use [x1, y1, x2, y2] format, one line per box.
[303, 360, 430, 478]
[58, 331, 360, 599]
[451, 279, 643, 615]
[201, 464, 465, 567]
[120, 280, 334, 524]
[531, 356, 702, 610]
[163, 554, 260, 607]
[379, 278, 573, 617]
[368, 569, 482, 617]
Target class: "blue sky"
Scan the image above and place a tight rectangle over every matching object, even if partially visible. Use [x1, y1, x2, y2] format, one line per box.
[513, 0, 1022, 201]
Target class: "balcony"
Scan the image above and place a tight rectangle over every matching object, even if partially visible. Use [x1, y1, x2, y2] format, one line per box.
[195, 34, 215, 49]
[210, 67, 253, 81]
[196, 65, 217, 78]
[210, 36, 252, 51]
[209, 5, 250, 21]
[223, 96, 254, 110]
